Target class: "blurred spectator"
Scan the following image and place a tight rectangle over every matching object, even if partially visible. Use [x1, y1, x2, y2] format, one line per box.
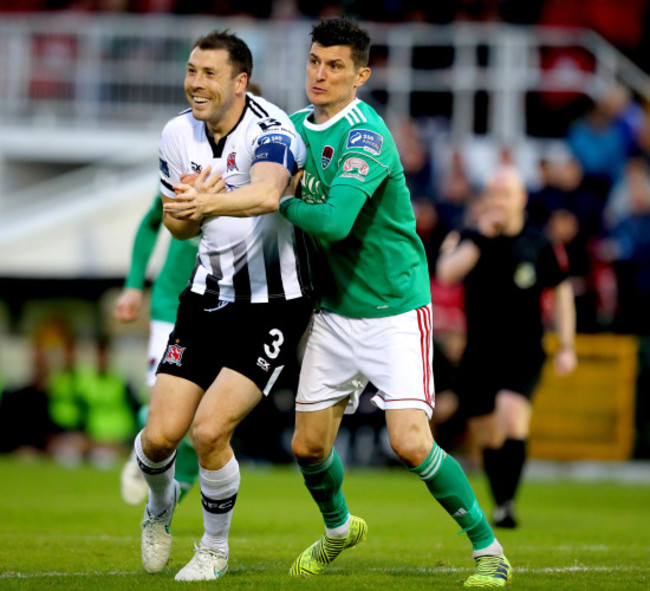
[46, 322, 88, 466]
[527, 158, 566, 228]
[597, 165, 650, 334]
[604, 156, 650, 230]
[545, 208, 598, 331]
[78, 336, 138, 468]
[0, 339, 54, 455]
[35, 318, 137, 467]
[565, 94, 629, 224]
[602, 84, 647, 158]
[393, 117, 435, 202]
[413, 198, 448, 271]
[435, 149, 478, 231]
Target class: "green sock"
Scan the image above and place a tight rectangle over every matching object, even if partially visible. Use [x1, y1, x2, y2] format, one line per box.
[299, 448, 349, 529]
[409, 443, 495, 551]
[175, 436, 199, 501]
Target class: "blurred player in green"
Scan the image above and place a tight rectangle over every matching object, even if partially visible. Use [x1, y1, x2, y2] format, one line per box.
[114, 192, 200, 505]
[279, 18, 512, 587]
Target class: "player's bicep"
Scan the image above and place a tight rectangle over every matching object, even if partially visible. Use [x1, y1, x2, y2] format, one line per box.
[250, 160, 291, 195]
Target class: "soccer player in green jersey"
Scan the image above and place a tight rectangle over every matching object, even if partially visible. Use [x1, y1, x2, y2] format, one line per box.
[279, 18, 513, 588]
[114, 193, 200, 505]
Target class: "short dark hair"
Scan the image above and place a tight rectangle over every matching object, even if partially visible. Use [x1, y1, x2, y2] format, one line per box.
[193, 30, 253, 81]
[311, 18, 370, 68]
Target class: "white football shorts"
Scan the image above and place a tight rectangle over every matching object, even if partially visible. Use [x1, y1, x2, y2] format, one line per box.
[295, 305, 435, 418]
[146, 320, 175, 387]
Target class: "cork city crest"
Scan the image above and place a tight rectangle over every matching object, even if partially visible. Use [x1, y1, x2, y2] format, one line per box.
[321, 145, 334, 169]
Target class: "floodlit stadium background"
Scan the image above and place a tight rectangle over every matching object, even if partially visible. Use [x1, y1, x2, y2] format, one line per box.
[0, 2, 649, 468]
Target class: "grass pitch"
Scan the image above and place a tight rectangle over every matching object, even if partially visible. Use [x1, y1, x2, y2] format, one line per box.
[0, 455, 648, 590]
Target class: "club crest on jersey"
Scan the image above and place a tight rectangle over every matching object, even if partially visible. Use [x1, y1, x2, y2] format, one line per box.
[340, 157, 369, 181]
[191, 161, 202, 173]
[159, 158, 170, 177]
[226, 152, 238, 172]
[346, 129, 383, 156]
[321, 145, 334, 169]
[163, 344, 185, 366]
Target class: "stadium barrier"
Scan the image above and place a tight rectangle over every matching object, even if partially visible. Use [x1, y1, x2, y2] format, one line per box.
[529, 333, 637, 461]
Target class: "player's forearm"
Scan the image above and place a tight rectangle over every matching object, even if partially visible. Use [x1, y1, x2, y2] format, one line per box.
[163, 213, 202, 241]
[125, 196, 163, 289]
[553, 279, 576, 350]
[280, 184, 366, 242]
[280, 197, 344, 241]
[209, 178, 280, 217]
[436, 240, 481, 285]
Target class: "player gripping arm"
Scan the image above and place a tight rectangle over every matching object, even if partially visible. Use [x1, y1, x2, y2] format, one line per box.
[279, 181, 368, 242]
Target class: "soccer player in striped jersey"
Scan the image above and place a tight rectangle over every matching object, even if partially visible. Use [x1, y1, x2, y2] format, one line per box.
[133, 30, 312, 581]
[279, 18, 512, 587]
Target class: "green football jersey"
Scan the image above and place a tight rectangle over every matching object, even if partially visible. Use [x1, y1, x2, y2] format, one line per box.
[288, 99, 431, 318]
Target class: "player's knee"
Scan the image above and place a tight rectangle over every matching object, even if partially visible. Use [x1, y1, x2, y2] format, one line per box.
[190, 419, 231, 457]
[389, 436, 431, 468]
[141, 427, 180, 462]
[291, 433, 328, 463]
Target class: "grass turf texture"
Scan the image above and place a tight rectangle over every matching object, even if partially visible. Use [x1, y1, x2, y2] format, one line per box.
[0, 455, 648, 590]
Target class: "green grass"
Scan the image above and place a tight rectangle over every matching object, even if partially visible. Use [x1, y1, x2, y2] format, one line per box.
[0, 455, 649, 590]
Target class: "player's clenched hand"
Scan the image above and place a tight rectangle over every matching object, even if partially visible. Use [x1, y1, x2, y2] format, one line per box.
[114, 288, 143, 322]
[166, 166, 227, 220]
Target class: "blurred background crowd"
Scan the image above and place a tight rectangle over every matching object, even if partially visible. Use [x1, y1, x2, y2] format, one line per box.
[1, 0, 649, 467]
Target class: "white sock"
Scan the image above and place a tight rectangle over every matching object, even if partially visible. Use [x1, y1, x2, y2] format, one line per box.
[325, 515, 351, 539]
[134, 430, 176, 516]
[199, 456, 241, 558]
[473, 538, 504, 559]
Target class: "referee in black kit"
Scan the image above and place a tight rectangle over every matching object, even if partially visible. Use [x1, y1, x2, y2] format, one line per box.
[436, 166, 577, 528]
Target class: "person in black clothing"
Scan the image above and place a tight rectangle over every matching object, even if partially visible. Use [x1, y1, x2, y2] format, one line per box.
[436, 166, 577, 528]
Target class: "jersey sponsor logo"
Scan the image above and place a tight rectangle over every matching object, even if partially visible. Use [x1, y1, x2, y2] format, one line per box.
[258, 117, 283, 131]
[346, 129, 383, 155]
[257, 357, 271, 372]
[321, 145, 334, 169]
[257, 133, 292, 148]
[226, 151, 238, 172]
[300, 171, 327, 204]
[340, 157, 369, 181]
[162, 344, 185, 366]
[159, 158, 170, 177]
[514, 262, 536, 289]
[191, 161, 202, 173]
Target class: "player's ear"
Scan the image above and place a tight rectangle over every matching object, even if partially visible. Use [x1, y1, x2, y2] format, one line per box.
[235, 72, 248, 95]
[354, 67, 371, 89]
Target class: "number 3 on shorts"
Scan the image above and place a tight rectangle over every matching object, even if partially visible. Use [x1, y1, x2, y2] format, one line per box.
[264, 328, 284, 359]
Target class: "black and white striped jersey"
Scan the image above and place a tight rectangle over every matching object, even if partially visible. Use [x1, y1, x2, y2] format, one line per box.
[158, 93, 311, 303]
